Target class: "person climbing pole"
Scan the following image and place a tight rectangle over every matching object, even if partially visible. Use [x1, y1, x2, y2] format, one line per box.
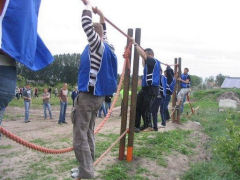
[175, 68, 191, 111]
[71, 0, 118, 179]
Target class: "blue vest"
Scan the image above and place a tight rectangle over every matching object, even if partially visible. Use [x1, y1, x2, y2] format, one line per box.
[0, 0, 53, 71]
[181, 74, 191, 88]
[166, 78, 176, 95]
[78, 43, 118, 96]
[142, 58, 161, 87]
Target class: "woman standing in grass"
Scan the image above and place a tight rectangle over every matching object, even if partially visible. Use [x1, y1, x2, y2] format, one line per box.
[42, 88, 53, 120]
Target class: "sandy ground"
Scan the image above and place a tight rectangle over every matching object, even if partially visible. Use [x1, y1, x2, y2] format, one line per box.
[0, 105, 209, 180]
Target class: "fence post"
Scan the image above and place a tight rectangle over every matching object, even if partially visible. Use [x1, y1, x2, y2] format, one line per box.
[127, 28, 141, 162]
[171, 58, 178, 122]
[176, 57, 182, 123]
[118, 28, 133, 160]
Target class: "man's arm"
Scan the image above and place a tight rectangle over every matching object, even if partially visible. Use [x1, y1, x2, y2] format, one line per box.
[81, 1, 101, 52]
[92, 7, 107, 42]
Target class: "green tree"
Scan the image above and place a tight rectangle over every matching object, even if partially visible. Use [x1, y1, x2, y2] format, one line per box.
[215, 73, 226, 87]
[190, 75, 203, 88]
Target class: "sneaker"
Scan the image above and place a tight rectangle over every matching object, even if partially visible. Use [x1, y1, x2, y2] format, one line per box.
[62, 122, 68, 124]
[159, 125, 166, 128]
[153, 128, 158, 131]
[143, 127, 153, 132]
[71, 171, 79, 179]
[140, 126, 147, 131]
[175, 105, 180, 110]
[134, 127, 140, 133]
[24, 120, 30, 123]
[71, 167, 79, 174]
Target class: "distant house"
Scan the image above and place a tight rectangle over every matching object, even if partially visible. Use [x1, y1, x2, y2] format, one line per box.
[221, 77, 240, 89]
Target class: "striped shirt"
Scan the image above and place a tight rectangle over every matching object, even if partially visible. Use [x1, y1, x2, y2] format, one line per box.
[82, 9, 108, 87]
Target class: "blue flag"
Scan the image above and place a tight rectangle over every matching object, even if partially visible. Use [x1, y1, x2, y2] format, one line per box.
[0, 0, 53, 71]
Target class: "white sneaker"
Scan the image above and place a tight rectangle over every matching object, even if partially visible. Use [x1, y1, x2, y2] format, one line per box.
[71, 168, 78, 174]
[71, 171, 79, 179]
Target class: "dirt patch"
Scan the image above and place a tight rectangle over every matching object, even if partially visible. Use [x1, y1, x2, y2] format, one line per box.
[0, 106, 209, 180]
[217, 91, 240, 104]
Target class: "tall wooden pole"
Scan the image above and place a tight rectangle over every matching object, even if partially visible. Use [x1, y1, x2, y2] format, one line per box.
[176, 57, 182, 123]
[118, 29, 133, 160]
[171, 58, 178, 122]
[127, 28, 141, 162]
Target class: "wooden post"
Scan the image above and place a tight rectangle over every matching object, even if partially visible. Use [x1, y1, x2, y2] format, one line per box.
[171, 58, 178, 122]
[176, 57, 182, 123]
[118, 29, 133, 160]
[127, 28, 141, 162]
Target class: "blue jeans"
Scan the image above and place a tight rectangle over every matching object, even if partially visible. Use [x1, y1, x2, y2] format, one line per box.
[0, 66, 16, 110]
[0, 108, 5, 139]
[24, 101, 31, 122]
[59, 102, 67, 123]
[98, 103, 106, 117]
[151, 97, 162, 130]
[43, 103, 52, 119]
[160, 95, 171, 126]
[105, 102, 111, 114]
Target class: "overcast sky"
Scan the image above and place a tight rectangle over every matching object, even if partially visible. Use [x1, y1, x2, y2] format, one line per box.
[38, 0, 240, 79]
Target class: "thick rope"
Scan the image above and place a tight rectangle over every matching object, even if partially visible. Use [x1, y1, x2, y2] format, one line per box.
[0, 44, 132, 155]
[94, 129, 129, 166]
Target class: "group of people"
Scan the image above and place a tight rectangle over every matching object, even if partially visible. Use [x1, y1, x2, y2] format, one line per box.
[0, 0, 191, 179]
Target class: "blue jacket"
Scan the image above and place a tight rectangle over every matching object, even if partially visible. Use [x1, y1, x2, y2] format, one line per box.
[180, 74, 191, 88]
[0, 0, 53, 71]
[78, 43, 118, 96]
[142, 59, 161, 87]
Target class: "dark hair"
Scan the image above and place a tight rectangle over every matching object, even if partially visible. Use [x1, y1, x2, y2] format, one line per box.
[184, 68, 189, 72]
[144, 48, 154, 56]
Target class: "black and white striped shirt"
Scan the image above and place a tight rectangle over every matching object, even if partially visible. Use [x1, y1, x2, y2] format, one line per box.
[82, 9, 108, 87]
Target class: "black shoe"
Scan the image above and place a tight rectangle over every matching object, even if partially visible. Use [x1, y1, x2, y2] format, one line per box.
[24, 120, 30, 123]
[140, 126, 147, 131]
[153, 128, 158, 131]
[135, 127, 140, 133]
[62, 122, 68, 124]
[58, 122, 62, 125]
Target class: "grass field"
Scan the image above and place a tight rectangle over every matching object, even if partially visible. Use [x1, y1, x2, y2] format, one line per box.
[2, 88, 240, 179]
[182, 89, 240, 180]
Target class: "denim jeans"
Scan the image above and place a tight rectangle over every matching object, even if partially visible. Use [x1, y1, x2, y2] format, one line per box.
[105, 102, 111, 114]
[24, 101, 31, 122]
[0, 108, 5, 139]
[0, 66, 16, 110]
[151, 97, 162, 130]
[43, 103, 52, 119]
[160, 95, 171, 126]
[98, 103, 106, 117]
[59, 101, 67, 123]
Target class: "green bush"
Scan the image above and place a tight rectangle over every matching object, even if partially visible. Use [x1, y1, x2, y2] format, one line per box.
[215, 119, 240, 175]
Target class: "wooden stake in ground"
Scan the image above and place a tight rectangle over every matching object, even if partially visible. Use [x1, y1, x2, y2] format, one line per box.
[119, 29, 133, 160]
[127, 28, 141, 162]
[176, 57, 182, 123]
[171, 58, 178, 122]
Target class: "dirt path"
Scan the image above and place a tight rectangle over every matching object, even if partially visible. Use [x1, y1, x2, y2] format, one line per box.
[0, 106, 208, 180]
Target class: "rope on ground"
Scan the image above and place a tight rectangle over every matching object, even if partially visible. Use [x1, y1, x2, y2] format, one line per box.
[94, 129, 129, 166]
[0, 44, 132, 155]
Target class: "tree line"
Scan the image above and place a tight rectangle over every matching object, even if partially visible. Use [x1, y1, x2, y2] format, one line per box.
[17, 53, 80, 86]
[17, 53, 225, 89]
